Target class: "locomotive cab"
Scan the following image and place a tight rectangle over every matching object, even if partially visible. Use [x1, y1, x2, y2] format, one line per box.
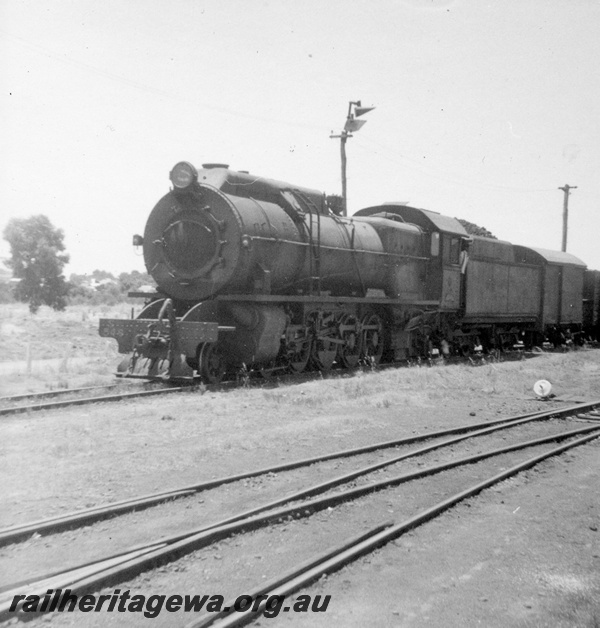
[354, 204, 469, 310]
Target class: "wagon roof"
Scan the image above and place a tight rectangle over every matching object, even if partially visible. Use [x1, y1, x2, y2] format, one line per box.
[516, 245, 587, 268]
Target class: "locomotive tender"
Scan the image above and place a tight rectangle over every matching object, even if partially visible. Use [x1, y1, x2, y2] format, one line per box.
[99, 161, 596, 382]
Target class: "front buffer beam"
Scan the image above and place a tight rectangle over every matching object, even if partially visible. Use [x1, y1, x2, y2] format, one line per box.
[99, 316, 221, 381]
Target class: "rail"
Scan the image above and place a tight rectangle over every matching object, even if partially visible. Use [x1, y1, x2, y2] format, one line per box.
[2, 400, 597, 546]
[1, 400, 599, 621]
[0, 386, 185, 417]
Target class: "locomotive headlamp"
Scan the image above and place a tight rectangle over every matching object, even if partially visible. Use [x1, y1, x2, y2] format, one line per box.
[170, 162, 198, 190]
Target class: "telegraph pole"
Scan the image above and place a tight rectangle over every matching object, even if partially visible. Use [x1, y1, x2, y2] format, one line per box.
[558, 184, 577, 252]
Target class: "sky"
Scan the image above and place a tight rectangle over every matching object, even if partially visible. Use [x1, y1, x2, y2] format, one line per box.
[2, 0, 599, 276]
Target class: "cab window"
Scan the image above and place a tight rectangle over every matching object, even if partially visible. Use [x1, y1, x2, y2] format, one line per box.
[443, 236, 460, 264]
[430, 232, 440, 256]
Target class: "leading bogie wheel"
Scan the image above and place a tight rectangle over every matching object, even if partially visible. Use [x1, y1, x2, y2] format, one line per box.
[198, 343, 226, 384]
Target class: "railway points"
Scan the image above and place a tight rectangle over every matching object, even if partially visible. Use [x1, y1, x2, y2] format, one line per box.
[2, 400, 599, 622]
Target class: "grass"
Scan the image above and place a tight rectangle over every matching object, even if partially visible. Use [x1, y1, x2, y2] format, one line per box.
[0, 303, 132, 395]
[259, 351, 600, 412]
[0, 302, 132, 361]
[1, 301, 599, 402]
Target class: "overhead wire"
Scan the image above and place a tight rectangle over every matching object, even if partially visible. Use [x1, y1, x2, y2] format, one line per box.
[353, 135, 557, 194]
[3, 30, 564, 196]
[0, 29, 326, 132]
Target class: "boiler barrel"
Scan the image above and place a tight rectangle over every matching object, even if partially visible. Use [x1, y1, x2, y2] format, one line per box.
[144, 184, 390, 300]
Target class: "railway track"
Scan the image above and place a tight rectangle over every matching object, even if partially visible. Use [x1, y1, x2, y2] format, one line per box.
[0, 383, 186, 417]
[191, 429, 600, 628]
[1, 399, 599, 622]
[1, 399, 597, 547]
[0, 349, 542, 418]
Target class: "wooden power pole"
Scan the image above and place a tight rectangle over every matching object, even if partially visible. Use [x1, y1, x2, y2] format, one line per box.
[558, 184, 577, 252]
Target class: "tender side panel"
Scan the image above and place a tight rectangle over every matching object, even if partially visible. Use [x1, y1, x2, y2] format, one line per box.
[507, 265, 541, 315]
[465, 261, 540, 318]
[465, 260, 509, 315]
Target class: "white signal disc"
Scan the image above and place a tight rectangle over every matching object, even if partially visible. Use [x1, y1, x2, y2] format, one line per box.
[533, 380, 552, 398]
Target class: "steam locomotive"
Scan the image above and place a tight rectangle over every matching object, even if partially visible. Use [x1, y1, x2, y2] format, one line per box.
[99, 161, 600, 382]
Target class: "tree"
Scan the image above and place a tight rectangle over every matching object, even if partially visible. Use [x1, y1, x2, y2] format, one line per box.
[118, 270, 156, 293]
[91, 269, 116, 281]
[3, 215, 70, 313]
[456, 218, 498, 240]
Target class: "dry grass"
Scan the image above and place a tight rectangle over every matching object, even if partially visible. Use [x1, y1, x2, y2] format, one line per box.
[261, 351, 600, 411]
[77, 348, 598, 475]
[0, 303, 132, 395]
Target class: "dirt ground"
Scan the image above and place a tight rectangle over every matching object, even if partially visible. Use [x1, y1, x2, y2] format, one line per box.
[0, 315, 599, 627]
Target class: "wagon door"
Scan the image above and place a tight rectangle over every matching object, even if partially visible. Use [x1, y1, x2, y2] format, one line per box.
[542, 265, 561, 325]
